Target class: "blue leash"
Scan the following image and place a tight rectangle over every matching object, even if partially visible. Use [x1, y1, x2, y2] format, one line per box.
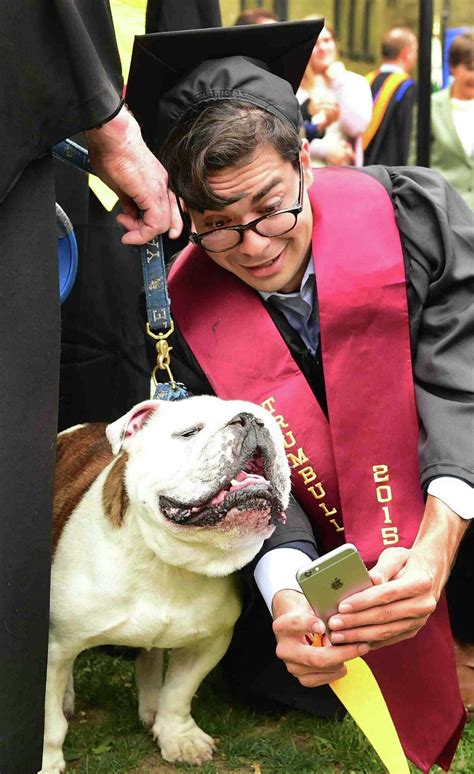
[141, 233, 188, 400]
[53, 139, 188, 401]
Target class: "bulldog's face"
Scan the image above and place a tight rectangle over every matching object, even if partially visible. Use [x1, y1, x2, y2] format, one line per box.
[106, 396, 290, 575]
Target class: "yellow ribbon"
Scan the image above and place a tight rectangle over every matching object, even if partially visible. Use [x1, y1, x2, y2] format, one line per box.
[362, 71, 410, 150]
[313, 636, 409, 773]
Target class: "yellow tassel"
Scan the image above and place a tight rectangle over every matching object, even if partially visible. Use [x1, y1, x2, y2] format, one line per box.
[313, 636, 409, 773]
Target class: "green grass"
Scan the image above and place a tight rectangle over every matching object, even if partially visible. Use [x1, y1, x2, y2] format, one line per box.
[64, 649, 473, 773]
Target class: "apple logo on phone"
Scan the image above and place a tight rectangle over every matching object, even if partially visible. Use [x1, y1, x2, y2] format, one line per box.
[331, 577, 343, 590]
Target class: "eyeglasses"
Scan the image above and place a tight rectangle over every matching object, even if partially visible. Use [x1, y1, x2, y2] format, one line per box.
[181, 163, 303, 253]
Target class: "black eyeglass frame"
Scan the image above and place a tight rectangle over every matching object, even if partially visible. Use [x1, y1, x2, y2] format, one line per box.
[178, 162, 304, 253]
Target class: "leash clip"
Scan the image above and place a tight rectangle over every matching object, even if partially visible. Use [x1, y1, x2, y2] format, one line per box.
[147, 324, 177, 388]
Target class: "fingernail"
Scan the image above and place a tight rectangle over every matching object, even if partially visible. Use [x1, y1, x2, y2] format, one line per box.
[312, 620, 325, 635]
[329, 616, 344, 629]
[331, 632, 345, 643]
[339, 602, 353, 613]
[358, 644, 370, 655]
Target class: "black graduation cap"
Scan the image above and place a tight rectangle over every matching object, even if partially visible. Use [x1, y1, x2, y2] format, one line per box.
[126, 19, 324, 153]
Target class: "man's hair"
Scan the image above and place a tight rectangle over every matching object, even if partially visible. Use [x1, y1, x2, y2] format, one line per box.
[234, 9, 278, 25]
[159, 101, 301, 212]
[449, 32, 474, 69]
[381, 27, 416, 60]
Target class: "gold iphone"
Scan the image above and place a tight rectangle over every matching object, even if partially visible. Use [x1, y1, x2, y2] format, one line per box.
[296, 543, 372, 622]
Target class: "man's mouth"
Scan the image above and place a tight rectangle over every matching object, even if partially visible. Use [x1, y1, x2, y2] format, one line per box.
[241, 246, 286, 276]
[247, 256, 278, 269]
[159, 447, 285, 529]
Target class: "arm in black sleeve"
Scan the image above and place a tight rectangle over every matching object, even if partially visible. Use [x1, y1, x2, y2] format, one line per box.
[1, 1, 123, 201]
[239, 492, 318, 588]
[362, 165, 474, 489]
[261, 493, 318, 553]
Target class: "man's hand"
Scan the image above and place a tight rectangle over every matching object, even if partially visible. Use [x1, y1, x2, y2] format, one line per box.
[85, 106, 182, 245]
[327, 547, 437, 649]
[327, 495, 469, 650]
[308, 100, 340, 130]
[271, 589, 370, 687]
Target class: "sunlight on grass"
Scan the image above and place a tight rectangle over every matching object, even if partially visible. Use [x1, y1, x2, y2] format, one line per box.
[63, 650, 473, 773]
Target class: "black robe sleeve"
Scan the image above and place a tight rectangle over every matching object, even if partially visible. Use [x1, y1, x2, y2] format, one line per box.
[1, 0, 123, 202]
[362, 165, 474, 489]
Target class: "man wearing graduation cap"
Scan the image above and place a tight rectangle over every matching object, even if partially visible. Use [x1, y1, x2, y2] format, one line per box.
[127, 19, 474, 772]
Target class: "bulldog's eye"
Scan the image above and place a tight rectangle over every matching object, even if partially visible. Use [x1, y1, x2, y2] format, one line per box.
[175, 424, 203, 439]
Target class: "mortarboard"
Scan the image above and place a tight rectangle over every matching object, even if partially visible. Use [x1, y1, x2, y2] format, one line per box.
[126, 20, 324, 152]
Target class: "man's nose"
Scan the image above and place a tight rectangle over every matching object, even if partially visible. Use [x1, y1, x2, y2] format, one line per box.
[238, 227, 272, 257]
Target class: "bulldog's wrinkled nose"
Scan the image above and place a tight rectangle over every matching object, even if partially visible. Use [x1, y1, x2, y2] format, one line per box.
[227, 412, 264, 429]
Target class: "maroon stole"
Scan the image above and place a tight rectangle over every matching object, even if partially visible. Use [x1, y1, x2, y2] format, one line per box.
[168, 167, 465, 772]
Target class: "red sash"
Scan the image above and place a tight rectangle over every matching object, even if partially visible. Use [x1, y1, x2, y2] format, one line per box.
[168, 168, 465, 772]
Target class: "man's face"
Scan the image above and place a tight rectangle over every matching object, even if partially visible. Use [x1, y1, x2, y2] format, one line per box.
[451, 62, 474, 100]
[187, 145, 313, 294]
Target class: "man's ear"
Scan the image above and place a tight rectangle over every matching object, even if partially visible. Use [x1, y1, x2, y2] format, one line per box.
[106, 400, 160, 455]
[300, 139, 314, 188]
[179, 197, 195, 231]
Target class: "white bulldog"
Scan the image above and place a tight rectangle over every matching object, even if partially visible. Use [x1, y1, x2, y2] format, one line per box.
[41, 396, 290, 773]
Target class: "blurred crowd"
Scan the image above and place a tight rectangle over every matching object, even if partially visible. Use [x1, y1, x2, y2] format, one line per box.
[235, 9, 473, 209]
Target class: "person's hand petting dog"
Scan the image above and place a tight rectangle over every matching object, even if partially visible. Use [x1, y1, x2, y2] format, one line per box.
[85, 104, 182, 245]
[272, 495, 468, 686]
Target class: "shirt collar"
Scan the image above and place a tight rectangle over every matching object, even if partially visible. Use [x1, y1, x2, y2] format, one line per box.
[259, 256, 314, 303]
[380, 63, 405, 74]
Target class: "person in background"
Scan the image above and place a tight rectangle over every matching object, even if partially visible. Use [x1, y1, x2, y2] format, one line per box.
[409, 32, 474, 210]
[0, 2, 179, 772]
[234, 8, 278, 25]
[300, 22, 372, 166]
[297, 61, 340, 144]
[363, 27, 418, 166]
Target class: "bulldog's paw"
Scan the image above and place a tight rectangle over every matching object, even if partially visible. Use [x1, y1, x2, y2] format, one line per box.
[153, 717, 216, 765]
[62, 688, 75, 719]
[38, 754, 66, 774]
[139, 703, 157, 729]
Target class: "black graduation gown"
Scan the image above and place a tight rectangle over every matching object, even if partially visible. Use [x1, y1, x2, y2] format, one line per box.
[156, 166, 474, 709]
[364, 73, 417, 166]
[0, 3, 122, 771]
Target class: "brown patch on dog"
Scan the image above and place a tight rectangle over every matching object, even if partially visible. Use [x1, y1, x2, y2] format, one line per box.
[102, 452, 129, 528]
[53, 424, 114, 556]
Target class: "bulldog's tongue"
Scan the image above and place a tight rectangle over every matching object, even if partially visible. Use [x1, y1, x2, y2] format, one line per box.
[209, 471, 267, 506]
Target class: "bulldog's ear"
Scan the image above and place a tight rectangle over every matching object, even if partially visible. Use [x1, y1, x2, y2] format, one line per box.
[106, 400, 160, 455]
